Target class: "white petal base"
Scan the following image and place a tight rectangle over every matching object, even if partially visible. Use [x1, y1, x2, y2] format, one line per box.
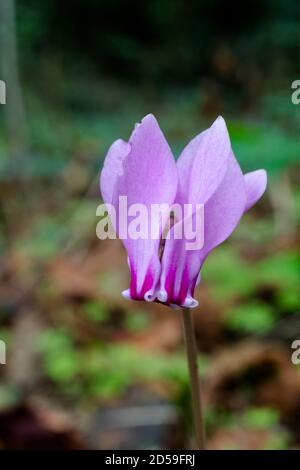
[122, 289, 132, 300]
[181, 296, 199, 308]
[157, 290, 168, 303]
[144, 290, 156, 302]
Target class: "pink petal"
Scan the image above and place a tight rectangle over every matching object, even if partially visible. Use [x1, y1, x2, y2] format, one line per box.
[176, 116, 231, 205]
[158, 211, 203, 308]
[100, 139, 131, 206]
[119, 114, 177, 208]
[244, 169, 267, 212]
[159, 150, 246, 307]
[200, 151, 247, 257]
[100, 114, 178, 301]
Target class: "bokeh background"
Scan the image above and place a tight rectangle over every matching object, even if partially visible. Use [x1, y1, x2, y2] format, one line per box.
[0, 0, 300, 450]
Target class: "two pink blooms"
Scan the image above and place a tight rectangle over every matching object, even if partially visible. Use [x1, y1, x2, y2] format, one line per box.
[100, 114, 267, 309]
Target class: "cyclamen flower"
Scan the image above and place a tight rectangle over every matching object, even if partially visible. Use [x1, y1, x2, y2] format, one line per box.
[100, 114, 267, 308]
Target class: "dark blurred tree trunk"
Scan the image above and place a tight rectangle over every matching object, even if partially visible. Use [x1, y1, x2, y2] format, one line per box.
[0, 0, 29, 169]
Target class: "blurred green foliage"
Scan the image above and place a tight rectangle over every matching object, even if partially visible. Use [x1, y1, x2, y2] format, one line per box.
[203, 247, 256, 301]
[2, 91, 300, 178]
[206, 406, 290, 449]
[225, 302, 275, 335]
[37, 328, 187, 400]
[37, 327, 209, 405]
[241, 407, 279, 429]
[83, 302, 109, 324]
[123, 310, 150, 333]
[203, 246, 300, 333]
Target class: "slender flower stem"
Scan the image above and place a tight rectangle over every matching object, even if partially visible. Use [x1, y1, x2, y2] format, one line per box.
[181, 308, 206, 450]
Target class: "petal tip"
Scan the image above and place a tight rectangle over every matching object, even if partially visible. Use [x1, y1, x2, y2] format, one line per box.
[122, 289, 132, 300]
[144, 290, 156, 302]
[214, 115, 227, 129]
[259, 169, 267, 194]
[209, 115, 230, 152]
[181, 297, 199, 308]
[157, 290, 168, 303]
[244, 168, 268, 211]
[260, 168, 267, 182]
[140, 113, 158, 127]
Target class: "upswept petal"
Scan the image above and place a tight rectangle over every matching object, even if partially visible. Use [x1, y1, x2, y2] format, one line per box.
[159, 150, 247, 307]
[100, 139, 131, 206]
[175, 116, 231, 205]
[158, 208, 204, 308]
[244, 169, 267, 212]
[100, 114, 178, 301]
[199, 151, 247, 259]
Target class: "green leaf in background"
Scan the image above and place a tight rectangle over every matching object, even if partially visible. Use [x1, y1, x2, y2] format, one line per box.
[240, 407, 279, 429]
[123, 309, 150, 333]
[45, 350, 80, 384]
[37, 329, 80, 384]
[15, 215, 63, 260]
[257, 251, 300, 297]
[265, 433, 290, 451]
[231, 122, 300, 175]
[37, 329, 210, 402]
[258, 251, 300, 283]
[202, 247, 256, 302]
[233, 218, 275, 245]
[224, 302, 275, 335]
[276, 288, 300, 312]
[83, 301, 109, 324]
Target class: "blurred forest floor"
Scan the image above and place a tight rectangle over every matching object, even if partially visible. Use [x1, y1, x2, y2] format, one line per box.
[0, 82, 300, 449]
